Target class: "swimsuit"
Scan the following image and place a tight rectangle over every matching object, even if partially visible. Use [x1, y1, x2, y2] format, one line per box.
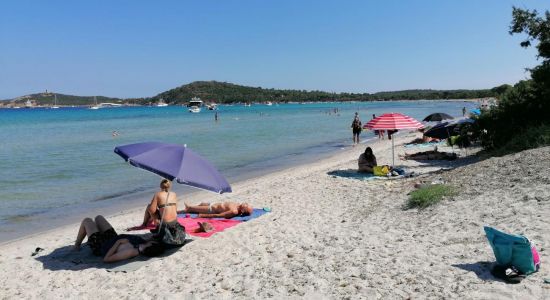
[88, 228, 118, 256]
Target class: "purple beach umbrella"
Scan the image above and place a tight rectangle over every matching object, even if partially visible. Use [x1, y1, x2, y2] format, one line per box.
[114, 142, 232, 194]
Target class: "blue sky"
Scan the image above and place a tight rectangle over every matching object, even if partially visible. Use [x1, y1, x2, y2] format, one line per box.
[0, 0, 548, 99]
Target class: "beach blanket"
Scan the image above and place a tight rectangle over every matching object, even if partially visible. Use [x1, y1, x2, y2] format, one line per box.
[327, 169, 408, 181]
[126, 208, 270, 238]
[177, 208, 270, 237]
[41, 242, 187, 272]
[177, 218, 242, 238]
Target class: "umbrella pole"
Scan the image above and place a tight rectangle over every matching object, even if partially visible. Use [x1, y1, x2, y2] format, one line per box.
[392, 137, 395, 167]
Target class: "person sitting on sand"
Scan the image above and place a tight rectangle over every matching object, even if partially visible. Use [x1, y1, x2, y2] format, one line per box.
[73, 215, 165, 263]
[141, 179, 179, 227]
[399, 147, 457, 161]
[181, 201, 253, 218]
[358, 146, 377, 173]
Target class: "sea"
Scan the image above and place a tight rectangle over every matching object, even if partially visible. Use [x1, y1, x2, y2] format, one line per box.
[0, 100, 476, 242]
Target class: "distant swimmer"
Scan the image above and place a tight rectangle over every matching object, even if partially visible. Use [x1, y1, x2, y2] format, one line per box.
[112, 131, 119, 137]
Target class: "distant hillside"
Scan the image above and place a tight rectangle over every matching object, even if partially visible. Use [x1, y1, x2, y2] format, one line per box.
[2, 81, 508, 107]
[4, 92, 125, 107]
[151, 81, 500, 104]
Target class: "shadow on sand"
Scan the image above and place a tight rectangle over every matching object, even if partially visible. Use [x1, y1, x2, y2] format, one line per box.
[452, 261, 496, 281]
[35, 239, 192, 272]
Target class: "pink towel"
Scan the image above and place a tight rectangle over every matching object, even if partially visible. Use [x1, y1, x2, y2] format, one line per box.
[177, 216, 242, 238]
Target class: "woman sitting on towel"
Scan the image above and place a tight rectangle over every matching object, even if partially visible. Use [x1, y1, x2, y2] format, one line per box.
[141, 179, 179, 227]
[358, 146, 377, 173]
[181, 201, 253, 218]
[73, 215, 165, 263]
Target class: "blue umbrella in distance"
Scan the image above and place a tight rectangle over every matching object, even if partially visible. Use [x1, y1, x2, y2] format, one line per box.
[114, 142, 232, 194]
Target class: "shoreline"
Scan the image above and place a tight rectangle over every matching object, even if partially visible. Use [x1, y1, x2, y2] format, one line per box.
[1, 131, 548, 298]
[0, 133, 377, 245]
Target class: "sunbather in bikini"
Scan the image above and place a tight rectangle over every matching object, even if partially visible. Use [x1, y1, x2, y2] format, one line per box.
[180, 201, 253, 218]
[399, 148, 457, 161]
[73, 215, 165, 263]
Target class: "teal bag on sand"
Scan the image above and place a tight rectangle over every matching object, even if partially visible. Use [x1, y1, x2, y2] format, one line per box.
[484, 226, 536, 275]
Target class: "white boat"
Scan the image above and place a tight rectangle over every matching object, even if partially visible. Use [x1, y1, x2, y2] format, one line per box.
[207, 103, 218, 110]
[156, 98, 168, 107]
[51, 94, 59, 109]
[89, 96, 101, 110]
[266, 101, 273, 106]
[189, 106, 201, 113]
[187, 97, 203, 113]
[25, 100, 33, 108]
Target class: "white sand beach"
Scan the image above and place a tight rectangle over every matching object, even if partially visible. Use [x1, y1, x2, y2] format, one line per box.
[0, 132, 549, 299]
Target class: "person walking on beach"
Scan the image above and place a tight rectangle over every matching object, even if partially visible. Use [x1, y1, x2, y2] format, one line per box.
[351, 112, 362, 145]
[462, 106, 466, 117]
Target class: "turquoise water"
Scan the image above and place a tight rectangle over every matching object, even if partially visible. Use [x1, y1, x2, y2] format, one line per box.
[0, 101, 475, 241]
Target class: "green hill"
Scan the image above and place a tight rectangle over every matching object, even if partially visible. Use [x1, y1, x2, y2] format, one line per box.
[3, 81, 504, 107]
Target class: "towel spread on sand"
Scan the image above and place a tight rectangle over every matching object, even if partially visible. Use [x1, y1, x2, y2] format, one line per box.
[177, 218, 242, 238]
[327, 169, 407, 180]
[41, 242, 187, 272]
[126, 208, 270, 237]
[177, 208, 270, 237]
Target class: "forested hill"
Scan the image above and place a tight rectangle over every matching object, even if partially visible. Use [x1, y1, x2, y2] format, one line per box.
[4, 81, 509, 106]
[150, 81, 505, 104]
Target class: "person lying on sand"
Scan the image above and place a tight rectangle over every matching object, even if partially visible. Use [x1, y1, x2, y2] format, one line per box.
[180, 201, 253, 218]
[399, 148, 457, 161]
[73, 215, 165, 263]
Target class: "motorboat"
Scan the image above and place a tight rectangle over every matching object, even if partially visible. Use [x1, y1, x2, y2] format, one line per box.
[187, 97, 203, 113]
[156, 98, 168, 107]
[266, 101, 273, 106]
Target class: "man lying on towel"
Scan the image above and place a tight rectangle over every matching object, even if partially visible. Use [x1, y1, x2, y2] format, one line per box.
[180, 201, 253, 218]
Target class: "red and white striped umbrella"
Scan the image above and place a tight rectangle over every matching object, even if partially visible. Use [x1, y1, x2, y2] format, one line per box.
[364, 113, 424, 130]
[363, 113, 423, 167]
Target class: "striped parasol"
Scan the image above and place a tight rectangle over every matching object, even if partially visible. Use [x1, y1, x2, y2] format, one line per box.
[363, 113, 424, 167]
[364, 113, 424, 130]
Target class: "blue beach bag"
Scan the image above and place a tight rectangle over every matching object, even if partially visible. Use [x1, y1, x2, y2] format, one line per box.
[483, 226, 536, 275]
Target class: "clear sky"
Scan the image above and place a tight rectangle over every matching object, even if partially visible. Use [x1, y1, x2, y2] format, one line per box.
[1, 0, 548, 99]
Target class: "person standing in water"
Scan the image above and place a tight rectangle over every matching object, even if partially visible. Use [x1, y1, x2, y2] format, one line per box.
[351, 112, 362, 145]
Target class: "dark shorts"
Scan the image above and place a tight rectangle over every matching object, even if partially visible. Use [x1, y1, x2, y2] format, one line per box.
[88, 228, 118, 256]
[353, 128, 361, 135]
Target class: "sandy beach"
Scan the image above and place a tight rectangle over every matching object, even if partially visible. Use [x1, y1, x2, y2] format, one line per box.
[0, 131, 549, 299]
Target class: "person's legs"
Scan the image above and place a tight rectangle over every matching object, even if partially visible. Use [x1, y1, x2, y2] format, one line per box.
[142, 204, 159, 226]
[75, 218, 99, 248]
[184, 205, 212, 214]
[94, 215, 114, 233]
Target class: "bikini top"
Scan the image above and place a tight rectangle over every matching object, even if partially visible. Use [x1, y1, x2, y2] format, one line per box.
[157, 192, 176, 209]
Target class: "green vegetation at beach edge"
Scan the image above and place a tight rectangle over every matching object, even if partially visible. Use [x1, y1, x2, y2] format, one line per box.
[407, 184, 457, 209]
[2, 81, 503, 107]
[473, 7, 550, 156]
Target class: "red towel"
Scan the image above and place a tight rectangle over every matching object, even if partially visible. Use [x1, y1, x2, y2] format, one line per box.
[177, 216, 242, 238]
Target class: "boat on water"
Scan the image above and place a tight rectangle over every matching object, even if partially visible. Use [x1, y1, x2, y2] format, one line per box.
[207, 103, 218, 110]
[89, 96, 101, 110]
[51, 94, 59, 109]
[187, 97, 203, 113]
[24, 100, 33, 108]
[156, 98, 168, 107]
[244, 103, 251, 107]
[266, 101, 273, 106]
